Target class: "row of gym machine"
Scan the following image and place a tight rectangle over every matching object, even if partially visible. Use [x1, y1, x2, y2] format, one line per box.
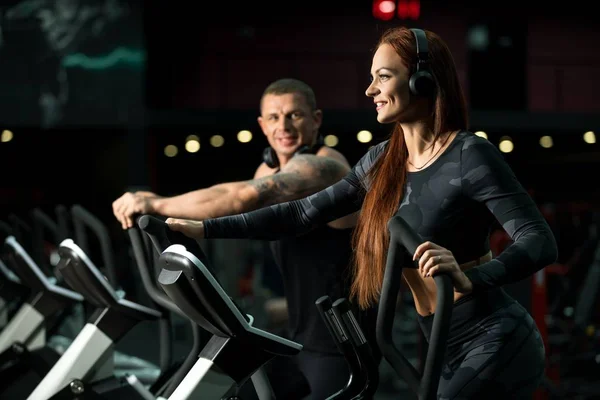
[0, 204, 485, 399]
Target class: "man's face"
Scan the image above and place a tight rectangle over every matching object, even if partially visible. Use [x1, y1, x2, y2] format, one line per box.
[258, 93, 322, 158]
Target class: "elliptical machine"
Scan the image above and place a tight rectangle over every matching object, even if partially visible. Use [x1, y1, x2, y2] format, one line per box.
[126, 216, 224, 398]
[316, 215, 454, 400]
[0, 220, 28, 331]
[315, 296, 379, 399]
[0, 233, 84, 399]
[137, 214, 303, 399]
[25, 236, 164, 399]
[27, 205, 177, 400]
[377, 216, 453, 400]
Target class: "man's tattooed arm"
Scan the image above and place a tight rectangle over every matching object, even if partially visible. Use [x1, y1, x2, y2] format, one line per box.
[246, 154, 350, 208]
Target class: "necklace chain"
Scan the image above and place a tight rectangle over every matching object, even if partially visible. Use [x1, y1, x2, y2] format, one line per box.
[407, 134, 452, 170]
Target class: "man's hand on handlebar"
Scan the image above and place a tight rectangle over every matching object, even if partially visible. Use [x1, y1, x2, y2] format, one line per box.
[112, 192, 159, 230]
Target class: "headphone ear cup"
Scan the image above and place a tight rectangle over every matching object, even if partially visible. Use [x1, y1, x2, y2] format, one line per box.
[264, 139, 323, 169]
[295, 145, 311, 156]
[409, 70, 435, 96]
[263, 147, 279, 169]
[316, 135, 325, 147]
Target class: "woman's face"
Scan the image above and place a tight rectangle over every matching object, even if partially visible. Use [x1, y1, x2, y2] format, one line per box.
[365, 43, 413, 124]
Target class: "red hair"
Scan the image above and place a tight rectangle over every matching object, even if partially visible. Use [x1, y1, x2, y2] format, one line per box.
[351, 27, 469, 309]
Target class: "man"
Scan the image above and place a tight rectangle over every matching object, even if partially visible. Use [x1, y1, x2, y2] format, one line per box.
[112, 78, 371, 399]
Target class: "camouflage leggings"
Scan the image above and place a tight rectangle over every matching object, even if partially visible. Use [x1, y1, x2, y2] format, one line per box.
[419, 291, 546, 400]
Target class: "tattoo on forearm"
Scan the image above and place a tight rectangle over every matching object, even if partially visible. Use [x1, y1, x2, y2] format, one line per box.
[249, 155, 347, 207]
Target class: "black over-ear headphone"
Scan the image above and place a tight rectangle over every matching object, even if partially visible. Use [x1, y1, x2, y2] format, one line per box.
[409, 28, 436, 97]
[263, 135, 325, 170]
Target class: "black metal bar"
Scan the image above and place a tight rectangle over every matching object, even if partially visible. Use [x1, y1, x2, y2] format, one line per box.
[378, 215, 454, 400]
[332, 298, 379, 399]
[137, 214, 217, 278]
[30, 208, 60, 276]
[70, 205, 118, 288]
[55, 204, 72, 241]
[8, 214, 32, 253]
[315, 295, 361, 400]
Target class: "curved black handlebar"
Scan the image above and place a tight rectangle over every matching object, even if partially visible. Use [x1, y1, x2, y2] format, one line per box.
[71, 204, 118, 288]
[8, 213, 32, 252]
[316, 296, 362, 399]
[138, 215, 238, 335]
[0, 221, 27, 289]
[128, 226, 182, 317]
[55, 204, 72, 241]
[134, 213, 228, 397]
[136, 215, 171, 255]
[0, 220, 11, 241]
[136, 215, 216, 277]
[133, 214, 227, 397]
[31, 208, 60, 244]
[376, 215, 453, 400]
[316, 296, 380, 400]
[30, 208, 61, 277]
[332, 298, 379, 399]
[387, 215, 423, 255]
[138, 214, 291, 398]
[128, 219, 195, 397]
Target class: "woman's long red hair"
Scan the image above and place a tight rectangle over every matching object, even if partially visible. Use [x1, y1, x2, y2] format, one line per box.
[350, 27, 469, 309]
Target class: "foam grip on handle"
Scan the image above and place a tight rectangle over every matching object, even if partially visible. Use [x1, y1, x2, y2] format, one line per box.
[315, 295, 333, 311]
[137, 215, 171, 252]
[331, 297, 351, 314]
[387, 215, 423, 256]
[0, 220, 12, 240]
[137, 215, 166, 235]
[315, 296, 348, 345]
[332, 298, 365, 347]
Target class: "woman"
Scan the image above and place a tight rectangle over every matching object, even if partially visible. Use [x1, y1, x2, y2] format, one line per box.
[167, 26, 557, 399]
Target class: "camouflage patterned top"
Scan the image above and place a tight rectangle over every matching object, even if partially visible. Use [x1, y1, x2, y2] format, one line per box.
[204, 130, 558, 291]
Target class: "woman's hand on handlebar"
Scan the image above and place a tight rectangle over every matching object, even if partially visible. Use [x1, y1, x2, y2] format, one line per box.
[413, 241, 473, 294]
[166, 218, 205, 240]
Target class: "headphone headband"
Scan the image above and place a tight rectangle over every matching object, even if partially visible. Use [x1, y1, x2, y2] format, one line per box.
[263, 135, 325, 170]
[410, 28, 429, 72]
[408, 28, 435, 96]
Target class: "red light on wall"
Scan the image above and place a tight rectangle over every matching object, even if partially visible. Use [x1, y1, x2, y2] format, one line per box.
[373, 0, 396, 21]
[398, 0, 420, 20]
